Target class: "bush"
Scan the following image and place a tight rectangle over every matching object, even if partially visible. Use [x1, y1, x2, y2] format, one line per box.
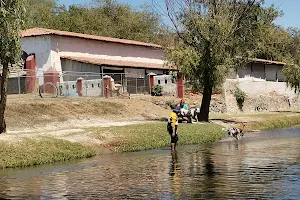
[234, 87, 246, 110]
[151, 84, 163, 96]
[165, 99, 175, 108]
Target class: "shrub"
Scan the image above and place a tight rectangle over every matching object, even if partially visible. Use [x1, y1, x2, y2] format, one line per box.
[165, 99, 175, 108]
[151, 84, 163, 96]
[234, 87, 246, 110]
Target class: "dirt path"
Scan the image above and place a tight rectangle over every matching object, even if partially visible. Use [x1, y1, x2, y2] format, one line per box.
[1, 117, 152, 143]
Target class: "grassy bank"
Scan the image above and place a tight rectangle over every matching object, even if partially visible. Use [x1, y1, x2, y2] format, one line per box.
[247, 113, 300, 131]
[2, 111, 300, 169]
[211, 111, 300, 131]
[89, 122, 224, 153]
[0, 122, 224, 169]
[0, 137, 95, 169]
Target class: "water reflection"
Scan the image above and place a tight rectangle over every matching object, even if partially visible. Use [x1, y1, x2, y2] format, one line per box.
[169, 151, 182, 198]
[0, 128, 299, 199]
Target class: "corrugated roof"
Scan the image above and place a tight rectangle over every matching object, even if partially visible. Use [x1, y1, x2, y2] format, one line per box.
[235, 56, 286, 65]
[60, 55, 176, 70]
[21, 28, 162, 48]
[249, 58, 286, 65]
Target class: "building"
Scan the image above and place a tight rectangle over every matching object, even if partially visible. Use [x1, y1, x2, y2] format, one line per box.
[228, 58, 286, 82]
[20, 27, 291, 98]
[21, 28, 174, 82]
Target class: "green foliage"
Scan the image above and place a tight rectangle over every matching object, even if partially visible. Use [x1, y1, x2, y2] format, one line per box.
[90, 122, 224, 153]
[164, 0, 278, 121]
[0, 0, 26, 64]
[24, 0, 165, 43]
[0, 137, 95, 168]
[234, 87, 246, 110]
[164, 1, 281, 90]
[165, 99, 175, 108]
[281, 29, 300, 93]
[151, 84, 163, 96]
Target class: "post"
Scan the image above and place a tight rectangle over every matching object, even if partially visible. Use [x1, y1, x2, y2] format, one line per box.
[25, 55, 36, 93]
[85, 73, 88, 97]
[136, 77, 138, 94]
[44, 68, 60, 94]
[103, 75, 111, 98]
[17, 70, 21, 95]
[76, 77, 84, 97]
[147, 72, 156, 95]
[143, 78, 146, 95]
[177, 73, 184, 98]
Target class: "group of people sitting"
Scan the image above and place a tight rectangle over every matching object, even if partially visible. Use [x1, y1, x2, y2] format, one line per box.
[171, 99, 200, 124]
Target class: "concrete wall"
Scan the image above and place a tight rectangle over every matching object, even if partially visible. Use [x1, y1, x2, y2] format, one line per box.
[60, 79, 103, 97]
[60, 81, 78, 97]
[51, 36, 164, 60]
[83, 79, 103, 97]
[223, 78, 298, 113]
[21, 36, 64, 84]
[228, 77, 295, 96]
[154, 75, 176, 95]
[21, 36, 52, 71]
[236, 63, 284, 82]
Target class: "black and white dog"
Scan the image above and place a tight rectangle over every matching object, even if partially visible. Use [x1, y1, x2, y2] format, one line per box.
[223, 124, 245, 140]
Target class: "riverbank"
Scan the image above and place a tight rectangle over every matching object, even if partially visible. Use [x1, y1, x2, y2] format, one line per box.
[0, 122, 224, 168]
[1, 96, 300, 169]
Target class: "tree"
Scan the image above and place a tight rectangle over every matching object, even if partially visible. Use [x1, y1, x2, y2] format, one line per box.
[282, 28, 300, 93]
[164, 0, 280, 121]
[0, 0, 26, 133]
[24, 0, 166, 44]
[25, 0, 58, 28]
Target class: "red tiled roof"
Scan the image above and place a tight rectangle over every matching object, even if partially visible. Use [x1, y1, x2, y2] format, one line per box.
[21, 28, 162, 48]
[60, 56, 176, 70]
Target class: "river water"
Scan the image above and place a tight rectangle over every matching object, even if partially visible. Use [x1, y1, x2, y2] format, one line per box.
[0, 127, 299, 199]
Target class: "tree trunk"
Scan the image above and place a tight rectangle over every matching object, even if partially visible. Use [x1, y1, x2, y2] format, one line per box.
[197, 84, 213, 122]
[0, 62, 9, 134]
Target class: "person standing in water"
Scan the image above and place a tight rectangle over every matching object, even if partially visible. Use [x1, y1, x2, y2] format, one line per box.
[167, 106, 179, 151]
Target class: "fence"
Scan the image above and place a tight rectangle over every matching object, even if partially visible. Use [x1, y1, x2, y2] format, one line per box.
[3, 69, 150, 98]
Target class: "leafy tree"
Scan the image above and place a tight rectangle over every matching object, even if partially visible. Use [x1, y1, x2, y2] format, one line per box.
[0, 0, 26, 133]
[282, 28, 300, 93]
[24, 0, 165, 44]
[25, 0, 58, 28]
[164, 0, 281, 121]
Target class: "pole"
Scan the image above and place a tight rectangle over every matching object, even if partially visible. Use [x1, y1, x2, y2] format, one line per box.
[136, 77, 138, 94]
[17, 70, 21, 96]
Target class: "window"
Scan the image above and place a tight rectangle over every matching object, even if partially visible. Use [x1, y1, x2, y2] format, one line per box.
[165, 79, 168, 84]
[158, 80, 161, 84]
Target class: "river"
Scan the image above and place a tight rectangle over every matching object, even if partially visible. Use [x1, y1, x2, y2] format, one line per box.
[0, 127, 299, 199]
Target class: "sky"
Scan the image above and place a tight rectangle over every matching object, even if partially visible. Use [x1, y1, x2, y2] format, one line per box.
[57, 0, 300, 29]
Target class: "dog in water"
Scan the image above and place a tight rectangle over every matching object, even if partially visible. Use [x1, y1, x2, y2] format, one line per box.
[223, 123, 245, 140]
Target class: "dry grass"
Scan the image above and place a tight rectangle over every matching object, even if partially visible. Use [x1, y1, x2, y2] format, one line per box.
[210, 111, 300, 131]
[5, 96, 170, 128]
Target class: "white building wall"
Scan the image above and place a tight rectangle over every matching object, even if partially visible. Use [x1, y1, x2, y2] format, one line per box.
[21, 36, 52, 71]
[226, 77, 295, 97]
[21, 36, 63, 84]
[154, 75, 176, 95]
